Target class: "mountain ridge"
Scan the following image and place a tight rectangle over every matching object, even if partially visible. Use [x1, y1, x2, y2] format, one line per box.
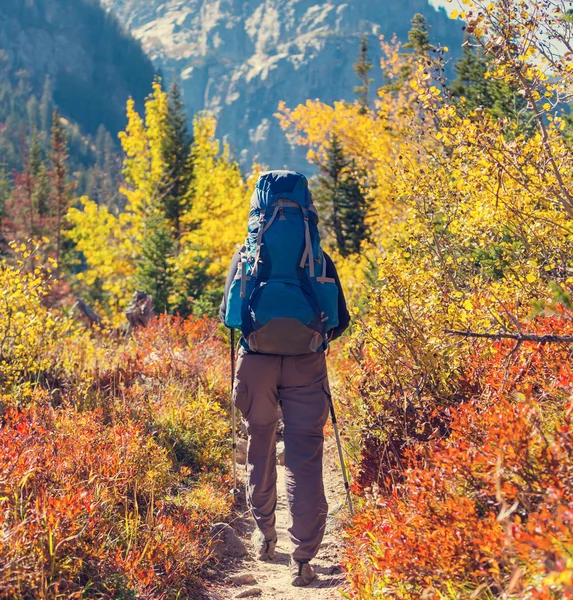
[0, 0, 156, 174]
[103, 0, 464, 171]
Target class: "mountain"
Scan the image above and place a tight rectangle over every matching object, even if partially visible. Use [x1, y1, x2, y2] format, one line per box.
[102, 0, 464, 172]
[0, 0, 155, 171]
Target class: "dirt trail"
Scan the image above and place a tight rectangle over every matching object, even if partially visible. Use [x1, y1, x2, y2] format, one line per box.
[205, 436, 350, 600]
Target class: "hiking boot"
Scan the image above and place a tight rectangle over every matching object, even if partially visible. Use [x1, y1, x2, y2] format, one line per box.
[251, 529, 277, 561]
[290, 558, 316, 587]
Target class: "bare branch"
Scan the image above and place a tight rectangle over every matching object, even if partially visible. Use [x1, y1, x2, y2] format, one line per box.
[445, 329, 573, 344]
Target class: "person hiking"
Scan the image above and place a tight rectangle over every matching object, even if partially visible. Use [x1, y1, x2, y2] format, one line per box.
[219, 170, 350, 587]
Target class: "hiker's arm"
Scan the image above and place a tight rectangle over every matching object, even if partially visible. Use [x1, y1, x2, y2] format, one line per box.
[324, 252, 350, 341]
[219, 251, 241, 325]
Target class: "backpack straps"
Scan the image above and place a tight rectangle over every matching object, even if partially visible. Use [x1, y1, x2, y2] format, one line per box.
[316, 253, 336, 284]
[262, 200, 283, 233]
[252, 200, 317, 280]
[299, 207, 315, 278]
[252, 210, 266, 278]
[238, 245, 249, 298]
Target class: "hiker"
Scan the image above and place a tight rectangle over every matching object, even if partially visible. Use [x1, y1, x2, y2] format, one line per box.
[219, 170, 350, 587]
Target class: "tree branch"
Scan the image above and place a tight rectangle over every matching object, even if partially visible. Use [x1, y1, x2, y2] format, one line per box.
[445, 329, 573, 344]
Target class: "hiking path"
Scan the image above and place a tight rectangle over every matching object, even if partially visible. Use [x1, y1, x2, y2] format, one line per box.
[204, 435, 351, 600]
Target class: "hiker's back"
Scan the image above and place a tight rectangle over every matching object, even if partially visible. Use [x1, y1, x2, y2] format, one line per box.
[225, 170, 339, 355]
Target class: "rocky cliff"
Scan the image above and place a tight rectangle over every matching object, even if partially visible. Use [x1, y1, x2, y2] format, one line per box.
[104, 0, 463, 172]
[0, 0, 155, 136]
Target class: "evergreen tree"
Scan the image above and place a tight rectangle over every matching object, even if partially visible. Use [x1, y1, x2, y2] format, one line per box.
[26, 96, 39, 131]
[136, 209, 174, 313]
[382, 14, 436, 95]
[29, 134, 51, 223]
[354, 35, 374, 115]
[313, 134, 369, 257]
[91, 125, 121, 207]
[340, 175, 369, 256]
[28, 133, 43, 180]
[450, 42, 530, 130]
[404, 13, 434, 56]
[159, 80, 193, 238]
[20, 136, 36, 237]
[50, 109, 73, 263]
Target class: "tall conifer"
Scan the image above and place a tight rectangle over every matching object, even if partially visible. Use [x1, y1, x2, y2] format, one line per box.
[404, 13, 434, 56]
[313, 134, 368, 257]
[354, 35, 374, 115]
[450, 42, 530, 130]
[29, 134, 51, 224]
[39, 76, 53, 134]
[137, 209, 174, 313]
[159, 80, 193, 238]
[50, 109, 73, 263]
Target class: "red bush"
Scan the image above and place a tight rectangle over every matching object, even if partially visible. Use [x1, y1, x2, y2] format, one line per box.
[344, 314, 573, 599]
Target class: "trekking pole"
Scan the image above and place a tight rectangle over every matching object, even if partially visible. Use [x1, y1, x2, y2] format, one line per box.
[327, 389, 355, 517]
[230, 328, 239, 495]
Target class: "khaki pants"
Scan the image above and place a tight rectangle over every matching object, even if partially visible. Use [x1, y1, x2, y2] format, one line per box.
[233, 350, 330, 560]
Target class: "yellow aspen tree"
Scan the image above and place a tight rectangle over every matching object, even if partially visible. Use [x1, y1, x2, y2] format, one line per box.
[66, 82, 171, 320]
[119, 80, 169, 229]
[175, 115, 249, 287]
[66, 197, 138, 319]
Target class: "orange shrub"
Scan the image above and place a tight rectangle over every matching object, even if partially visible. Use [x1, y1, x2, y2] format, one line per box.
[344, 397, 573, 599]
[0, 314, 234, 599]
[343, 313, 573, 599]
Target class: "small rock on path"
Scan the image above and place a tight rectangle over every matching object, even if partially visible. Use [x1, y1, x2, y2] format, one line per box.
[234, 588, 263, 598]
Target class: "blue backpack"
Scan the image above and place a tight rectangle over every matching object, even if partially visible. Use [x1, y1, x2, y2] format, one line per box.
[225, 170, 339, 355]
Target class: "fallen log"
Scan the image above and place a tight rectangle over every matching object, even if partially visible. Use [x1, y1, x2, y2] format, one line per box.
[74, 297, 103, 327]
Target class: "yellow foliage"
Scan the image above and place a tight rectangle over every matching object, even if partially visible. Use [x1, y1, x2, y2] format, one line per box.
[0, 243, 76, 386]
[176, 114, 250, 282]
[67, 83, 250, 318]
[279, 31, 573, 408]
[119, 80, 169, 223]
[66, 196, 138, 315]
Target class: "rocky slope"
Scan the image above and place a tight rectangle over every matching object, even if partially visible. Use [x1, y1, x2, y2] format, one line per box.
[0, 0, 155, 136]
[103, 0, 463, 172]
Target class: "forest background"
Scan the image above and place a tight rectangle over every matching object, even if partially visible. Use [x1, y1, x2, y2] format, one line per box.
[1, 0, 573, 598]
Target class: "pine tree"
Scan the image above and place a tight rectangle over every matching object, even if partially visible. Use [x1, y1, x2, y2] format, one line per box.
[136, 209, 174, 313]
[20, 135, 36, 238]
[451, 44, 490, 107]
[354, 35, 374, 115]
[450, 42, 530, 130]
[26, 96, 39, 131]
[382, 14, 435, 96]
[29, 133, 51, 224]
[315, 135, 346, 253]
[91, 125, 121, 207]
[50, 109, 73, 263]
[159, 80, 193, 238]
[340, 175, 369, 256]
[313, 134, 369, 257]
[404, 14, 434, 56]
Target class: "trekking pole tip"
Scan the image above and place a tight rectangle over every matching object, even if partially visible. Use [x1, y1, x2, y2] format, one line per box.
[230, 488, 240, 496]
